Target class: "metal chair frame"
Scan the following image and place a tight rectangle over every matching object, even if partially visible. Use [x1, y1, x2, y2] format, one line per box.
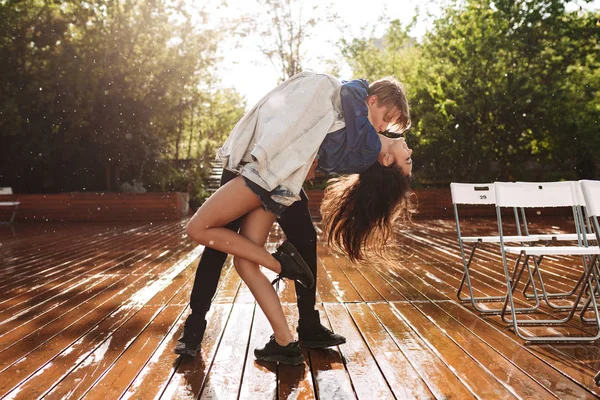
[496, 181, 600, 343]
[451, 182, 541, 314]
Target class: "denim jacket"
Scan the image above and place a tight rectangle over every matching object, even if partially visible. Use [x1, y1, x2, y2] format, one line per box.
[316, 79, 381, 175]
[217, 71, 345, 206]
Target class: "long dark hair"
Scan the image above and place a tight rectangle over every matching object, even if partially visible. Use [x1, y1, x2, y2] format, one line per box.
[320, 162, 416, 262]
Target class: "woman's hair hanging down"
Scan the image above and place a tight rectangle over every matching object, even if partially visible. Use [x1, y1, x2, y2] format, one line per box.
[320, 162, 416, 262]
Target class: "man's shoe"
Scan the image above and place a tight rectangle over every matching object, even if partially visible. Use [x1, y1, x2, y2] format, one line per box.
[174, 316, 207, 357]
[254, 335, 305, 365]
[271, 241, 315, 289]
[298, 323, 346, 348]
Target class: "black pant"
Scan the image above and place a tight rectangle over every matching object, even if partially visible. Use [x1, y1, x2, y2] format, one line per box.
[188, 169, 317, 321]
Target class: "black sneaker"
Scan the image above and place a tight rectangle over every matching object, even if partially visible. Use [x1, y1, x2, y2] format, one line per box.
[298, 323, 346, 348]
[174, 316, 207, 357]
[271, 241, 315, 289]
[254, 334, 305, 365]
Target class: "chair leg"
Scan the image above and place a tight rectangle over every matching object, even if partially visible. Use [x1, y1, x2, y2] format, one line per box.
[526, 254, 586, 311]
[457, 243, 506, 314]
[508, 256, 600, 342]
[580, 256, 600, 323]
[501, 254, 541, 323]
[9, 204, 18, 224]
[522, 250, 585, 304]
[507, 258, 596, 326]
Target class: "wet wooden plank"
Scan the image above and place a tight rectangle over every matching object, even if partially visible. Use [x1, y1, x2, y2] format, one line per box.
[1, 218, 598, 399]
[0, 244, 200, 398]
[329, 254, 384, 302]
[159, 304, 237, 399]
[0, 240, 196, 370]
[314, 255, 342, 303]
[0, 274, 122, 352]
[370, 302, 476, 399]
[0, 238, 175, 335]
[354, 259, 407, 302]
[413, 301, 556, 399]
[278, 305, 315, 399]
[77, 306, 188, 399]
[43, 271, 197, 399]
[0, 224, 121, 272]
[0, 222, 164, 287]
[372, 259, 442, 301]
[198, 303, 254, 399]
[527, 345, 600, 397]
[324, 303, 394, 399]
[0, 222, 182, 317]
[390, 301, 518, 399]
[307, 303, 354, 399]
[437, 301, 597, 399]
[318, 248, 362, 302]
[347, 303, 435, 399]
[238, 306, 278, 399]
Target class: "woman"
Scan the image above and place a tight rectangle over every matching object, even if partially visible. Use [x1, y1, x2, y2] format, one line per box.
[185, 71, 414, 365]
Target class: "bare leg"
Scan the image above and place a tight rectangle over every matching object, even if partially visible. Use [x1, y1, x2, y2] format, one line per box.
[236, 208, 294, 345]
[185, 176, 281, 273]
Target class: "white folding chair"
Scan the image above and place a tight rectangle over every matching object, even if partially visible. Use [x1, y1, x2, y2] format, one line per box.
[451, 182, 541, 314]
[495, 181, 600, 343]
[577, 180, 600, 323]
[0, 187, 19, 224]
[520, 181, 598, 310]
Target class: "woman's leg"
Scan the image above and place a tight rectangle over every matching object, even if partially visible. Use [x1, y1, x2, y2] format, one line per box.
[185, 176, 281, 273]
[235, 207, 295, 345]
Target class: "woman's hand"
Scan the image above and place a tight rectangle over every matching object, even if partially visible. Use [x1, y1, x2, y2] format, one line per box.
[305, 158, 318, 182]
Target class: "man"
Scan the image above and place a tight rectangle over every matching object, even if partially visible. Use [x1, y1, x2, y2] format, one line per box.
[175, 73, 411, 357]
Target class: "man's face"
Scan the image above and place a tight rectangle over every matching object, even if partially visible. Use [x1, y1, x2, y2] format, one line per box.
[366, 96, 400, 133]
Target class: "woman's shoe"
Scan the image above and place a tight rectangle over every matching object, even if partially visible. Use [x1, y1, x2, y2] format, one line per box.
[254, 335, 305, 365]
[270, 240, 315, 289]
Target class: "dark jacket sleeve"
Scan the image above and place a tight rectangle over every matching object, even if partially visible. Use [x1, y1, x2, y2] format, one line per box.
[339, 80, 381, 152]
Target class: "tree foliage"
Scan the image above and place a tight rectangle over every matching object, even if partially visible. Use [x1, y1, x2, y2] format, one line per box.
[0, 0, 245, 194]
[338, 0, 600, 183]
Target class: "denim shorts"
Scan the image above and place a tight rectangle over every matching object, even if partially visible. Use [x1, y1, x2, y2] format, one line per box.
[243, 176, 288, 217]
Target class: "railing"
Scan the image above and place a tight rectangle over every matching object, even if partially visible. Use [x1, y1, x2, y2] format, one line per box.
[0, 192, 189, 222]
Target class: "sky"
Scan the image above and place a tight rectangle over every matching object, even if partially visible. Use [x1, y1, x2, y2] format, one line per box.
[203, 0, 599, 106]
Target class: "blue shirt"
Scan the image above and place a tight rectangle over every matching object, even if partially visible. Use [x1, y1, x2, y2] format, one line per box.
[316, 79, 382, 175]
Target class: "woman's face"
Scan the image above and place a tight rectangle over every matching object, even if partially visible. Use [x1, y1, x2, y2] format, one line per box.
[367, 96, 400, 133]
[389, 137, 413, 176]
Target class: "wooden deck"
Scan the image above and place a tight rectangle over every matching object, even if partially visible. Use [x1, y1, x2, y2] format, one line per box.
[0, 218, 599, 399]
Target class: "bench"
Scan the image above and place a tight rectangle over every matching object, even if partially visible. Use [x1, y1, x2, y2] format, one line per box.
[0, 187, 20, 224]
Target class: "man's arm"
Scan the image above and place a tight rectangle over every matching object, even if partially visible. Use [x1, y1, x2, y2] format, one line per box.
[340, 80, 380, 149]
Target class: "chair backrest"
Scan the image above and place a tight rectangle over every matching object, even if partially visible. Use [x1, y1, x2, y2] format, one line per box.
[494, 181, 576, 208]
[450, 183, 496, 205]
[0, 187, 13, 195]
[517, 181, 586, 207]
[572, 181, 586, 207]
[580, 180, 600, 218]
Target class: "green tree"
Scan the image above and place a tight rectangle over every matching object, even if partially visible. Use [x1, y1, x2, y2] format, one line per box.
[338, 0, 600, 183]
[0, 0, 246, 193]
